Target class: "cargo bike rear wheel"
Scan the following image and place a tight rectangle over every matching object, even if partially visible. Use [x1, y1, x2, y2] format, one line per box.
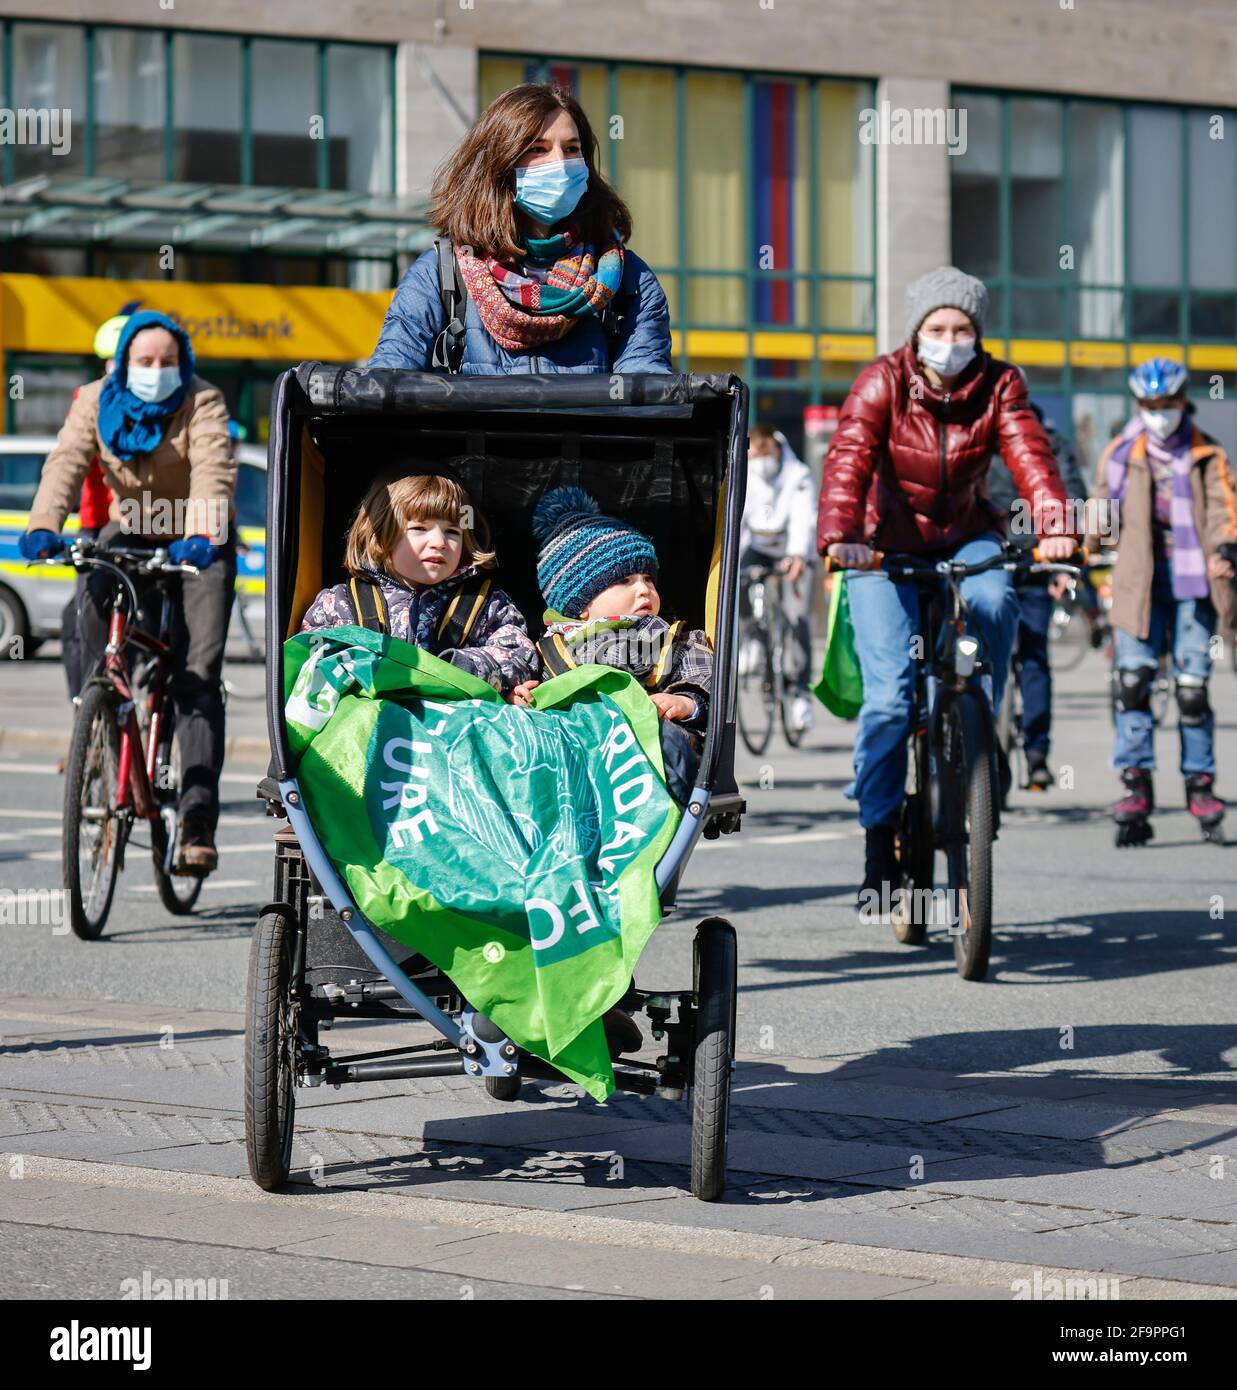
[245, 908, 300, 1190]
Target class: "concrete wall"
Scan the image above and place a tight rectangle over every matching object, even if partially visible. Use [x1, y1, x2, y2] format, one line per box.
[12, 1, 1237, 109]
[395, 42, 477, 202]
[875, 79, 952, 356]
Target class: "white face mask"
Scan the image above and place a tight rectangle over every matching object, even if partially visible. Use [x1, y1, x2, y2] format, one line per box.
[1140, 407, 1184, 441]
[127, 364, 181, 403]
[917, 334, 976, 378]
[751, 451, 780, 481]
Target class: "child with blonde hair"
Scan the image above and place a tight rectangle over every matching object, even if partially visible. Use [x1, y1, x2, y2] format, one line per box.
[300, 468, 538, 696]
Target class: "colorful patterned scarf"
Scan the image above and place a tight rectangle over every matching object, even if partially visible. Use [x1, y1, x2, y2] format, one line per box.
[456, 230, 625, 352]
[1106, 416, 1209, 600]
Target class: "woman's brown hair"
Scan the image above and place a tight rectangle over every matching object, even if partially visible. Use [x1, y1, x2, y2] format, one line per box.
[345, 473, 496, 579]
[429, 83, 632, 262]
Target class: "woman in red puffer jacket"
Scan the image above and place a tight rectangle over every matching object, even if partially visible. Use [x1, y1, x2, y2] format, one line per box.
[816, 266, 1077, 905]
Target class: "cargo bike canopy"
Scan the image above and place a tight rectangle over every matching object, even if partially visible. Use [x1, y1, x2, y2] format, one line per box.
[263, 366, 749, 835]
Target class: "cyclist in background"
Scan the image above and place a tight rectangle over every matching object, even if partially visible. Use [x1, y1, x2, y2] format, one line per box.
[1093, 358, 1237, 846]
[987, 399, 1090, 792]
[20, 310, 237, 874]
[817, 266, 1076, 903]
[740, 424, 818, 735]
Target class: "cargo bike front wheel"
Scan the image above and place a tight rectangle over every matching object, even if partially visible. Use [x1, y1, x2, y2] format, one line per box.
[690, 918, 737, 1202]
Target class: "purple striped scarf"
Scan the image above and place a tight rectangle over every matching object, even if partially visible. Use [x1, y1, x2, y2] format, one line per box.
[1106, 417, 1208, 599]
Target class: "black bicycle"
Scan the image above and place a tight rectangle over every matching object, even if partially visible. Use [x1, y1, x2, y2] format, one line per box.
[736, 563, 808, 755]
[830, 543, 1082, 981]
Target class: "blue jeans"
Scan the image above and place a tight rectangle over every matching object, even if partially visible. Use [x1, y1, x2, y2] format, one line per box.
[846, 533, 1019, 829]
[660, 720, 700, 806]
[1015, 587, 1052, 757]
[1113, 563, 1215, 775]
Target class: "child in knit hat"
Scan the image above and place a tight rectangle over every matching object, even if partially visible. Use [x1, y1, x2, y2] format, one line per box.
[514, 486, 714, 806]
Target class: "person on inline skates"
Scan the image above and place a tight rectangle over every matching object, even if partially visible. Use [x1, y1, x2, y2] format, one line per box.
[1091, 357, 1237, 845]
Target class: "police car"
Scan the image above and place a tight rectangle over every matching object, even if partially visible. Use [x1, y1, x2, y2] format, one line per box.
[0, 436, 267, 655]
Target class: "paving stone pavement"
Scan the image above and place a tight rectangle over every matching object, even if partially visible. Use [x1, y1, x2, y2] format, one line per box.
[1, 998, 1234, 1298]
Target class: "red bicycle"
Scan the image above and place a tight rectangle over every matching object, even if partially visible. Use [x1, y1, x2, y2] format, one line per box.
[39, 538, 206, 938]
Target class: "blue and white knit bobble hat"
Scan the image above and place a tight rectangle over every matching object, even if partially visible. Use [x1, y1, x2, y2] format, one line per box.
[532, 486, 659, 618]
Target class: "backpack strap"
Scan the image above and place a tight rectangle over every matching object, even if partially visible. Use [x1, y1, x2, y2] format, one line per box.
[535, 632, 576, 679]
[436, 575, 492, 649]
[646, 619, 683, 688]
[348, 576, 389, 633]
[430, 237, 468, 374]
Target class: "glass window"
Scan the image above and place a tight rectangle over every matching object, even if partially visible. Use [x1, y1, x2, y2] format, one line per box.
[1190, 294, 1237, 341]
[1069, 103, 1123, 285]
[1129, 107, 1182, 287]
[685, 72, 744, 321]
[328, 47, 392, 195]
[686, 274, 745, 327]
[1191, 372, 1237, 456]
[818, 279, 874, 333]
[819, 81, 874, 278]
[1130, 289, 1181, 338]
[173, 33, 241, 183]
[1189, 109, 1237, 291]
[1012, 286, 1064, 337]
[1075, 288, 1123, 339]
[951, 92, 1001, 281]
[0, 453, 48, 510]
[95, 28, 166, 181]
[615, 67, 678, 272]
[252, 39, 318, 187]
[479, 58, 524, 111]
[11, 23, 86, 177]
[1010, 99, 1062, 279]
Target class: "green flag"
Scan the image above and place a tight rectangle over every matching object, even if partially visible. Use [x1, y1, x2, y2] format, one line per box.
[283, 625, 680, 1100]
[812, 570, 864, 720]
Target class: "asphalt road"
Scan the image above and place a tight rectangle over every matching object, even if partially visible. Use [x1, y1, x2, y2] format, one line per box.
[1, 644, 1236, 1299]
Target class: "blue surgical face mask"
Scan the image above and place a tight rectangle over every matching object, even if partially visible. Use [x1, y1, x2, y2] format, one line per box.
[127, 364, 181, 403]
[514, 156, 589, 225]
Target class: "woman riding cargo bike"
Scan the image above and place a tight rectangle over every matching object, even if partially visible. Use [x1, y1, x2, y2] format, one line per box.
[817, 266, 1078, 975]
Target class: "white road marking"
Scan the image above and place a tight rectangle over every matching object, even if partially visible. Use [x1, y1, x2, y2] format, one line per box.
[0, 809, 62, 820]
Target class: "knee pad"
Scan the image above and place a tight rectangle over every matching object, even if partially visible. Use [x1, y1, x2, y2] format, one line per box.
[1115, 666, 1155, 714]
[1175, 673, 1212, 726]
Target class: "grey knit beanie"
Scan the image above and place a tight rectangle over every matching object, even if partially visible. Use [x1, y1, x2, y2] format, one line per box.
[904, 266, 988, 341]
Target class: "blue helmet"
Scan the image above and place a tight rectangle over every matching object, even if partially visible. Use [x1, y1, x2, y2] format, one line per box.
[1128, 356, 1187, 401]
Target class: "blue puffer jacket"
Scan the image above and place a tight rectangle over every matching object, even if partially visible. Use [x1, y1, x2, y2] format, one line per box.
[368, 245, 673, 374]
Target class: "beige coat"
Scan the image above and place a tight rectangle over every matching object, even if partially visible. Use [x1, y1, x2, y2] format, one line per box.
[29, 375, 236, 544]
[1090, 424, 1237, 640]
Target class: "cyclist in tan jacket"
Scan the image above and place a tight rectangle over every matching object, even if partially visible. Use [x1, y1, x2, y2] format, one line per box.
[21, 310, 236, 873]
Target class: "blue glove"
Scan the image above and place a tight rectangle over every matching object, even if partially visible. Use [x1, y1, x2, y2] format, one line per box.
[169, 535, 217, 569]
[19, 529, 65, 560]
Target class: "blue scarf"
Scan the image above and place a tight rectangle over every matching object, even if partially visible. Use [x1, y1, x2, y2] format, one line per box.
[97, 310, 196, 462]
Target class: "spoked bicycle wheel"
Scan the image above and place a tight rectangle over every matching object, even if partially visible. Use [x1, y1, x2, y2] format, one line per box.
[736, 623, 776, 756]
[245, 908, 299, 1190]
[63, 683, 124, 941]
[893, 729, 934, 946]
[777, 622, 806, 749]
[940, 692, 996, 981]
[150, 712, 203, 915]
[691, 917, 737, 1201]
[1048, 594, 1090, 672]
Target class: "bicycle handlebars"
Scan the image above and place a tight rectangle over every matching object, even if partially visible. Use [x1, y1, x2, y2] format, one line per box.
[822, 543, 1085, 584]
[25, 537, 201, 579]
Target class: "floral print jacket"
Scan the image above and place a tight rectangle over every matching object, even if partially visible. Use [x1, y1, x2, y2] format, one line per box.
[300, 564, 539, 696]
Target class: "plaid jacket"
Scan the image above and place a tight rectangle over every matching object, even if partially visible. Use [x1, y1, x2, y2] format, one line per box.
[539, 613, 713, 733]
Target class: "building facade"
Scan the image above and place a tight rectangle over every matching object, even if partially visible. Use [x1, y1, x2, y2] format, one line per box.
[1, 1, 1234, 476]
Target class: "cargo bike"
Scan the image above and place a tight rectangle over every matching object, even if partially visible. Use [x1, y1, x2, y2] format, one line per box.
[246, 367, 749, 1201]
